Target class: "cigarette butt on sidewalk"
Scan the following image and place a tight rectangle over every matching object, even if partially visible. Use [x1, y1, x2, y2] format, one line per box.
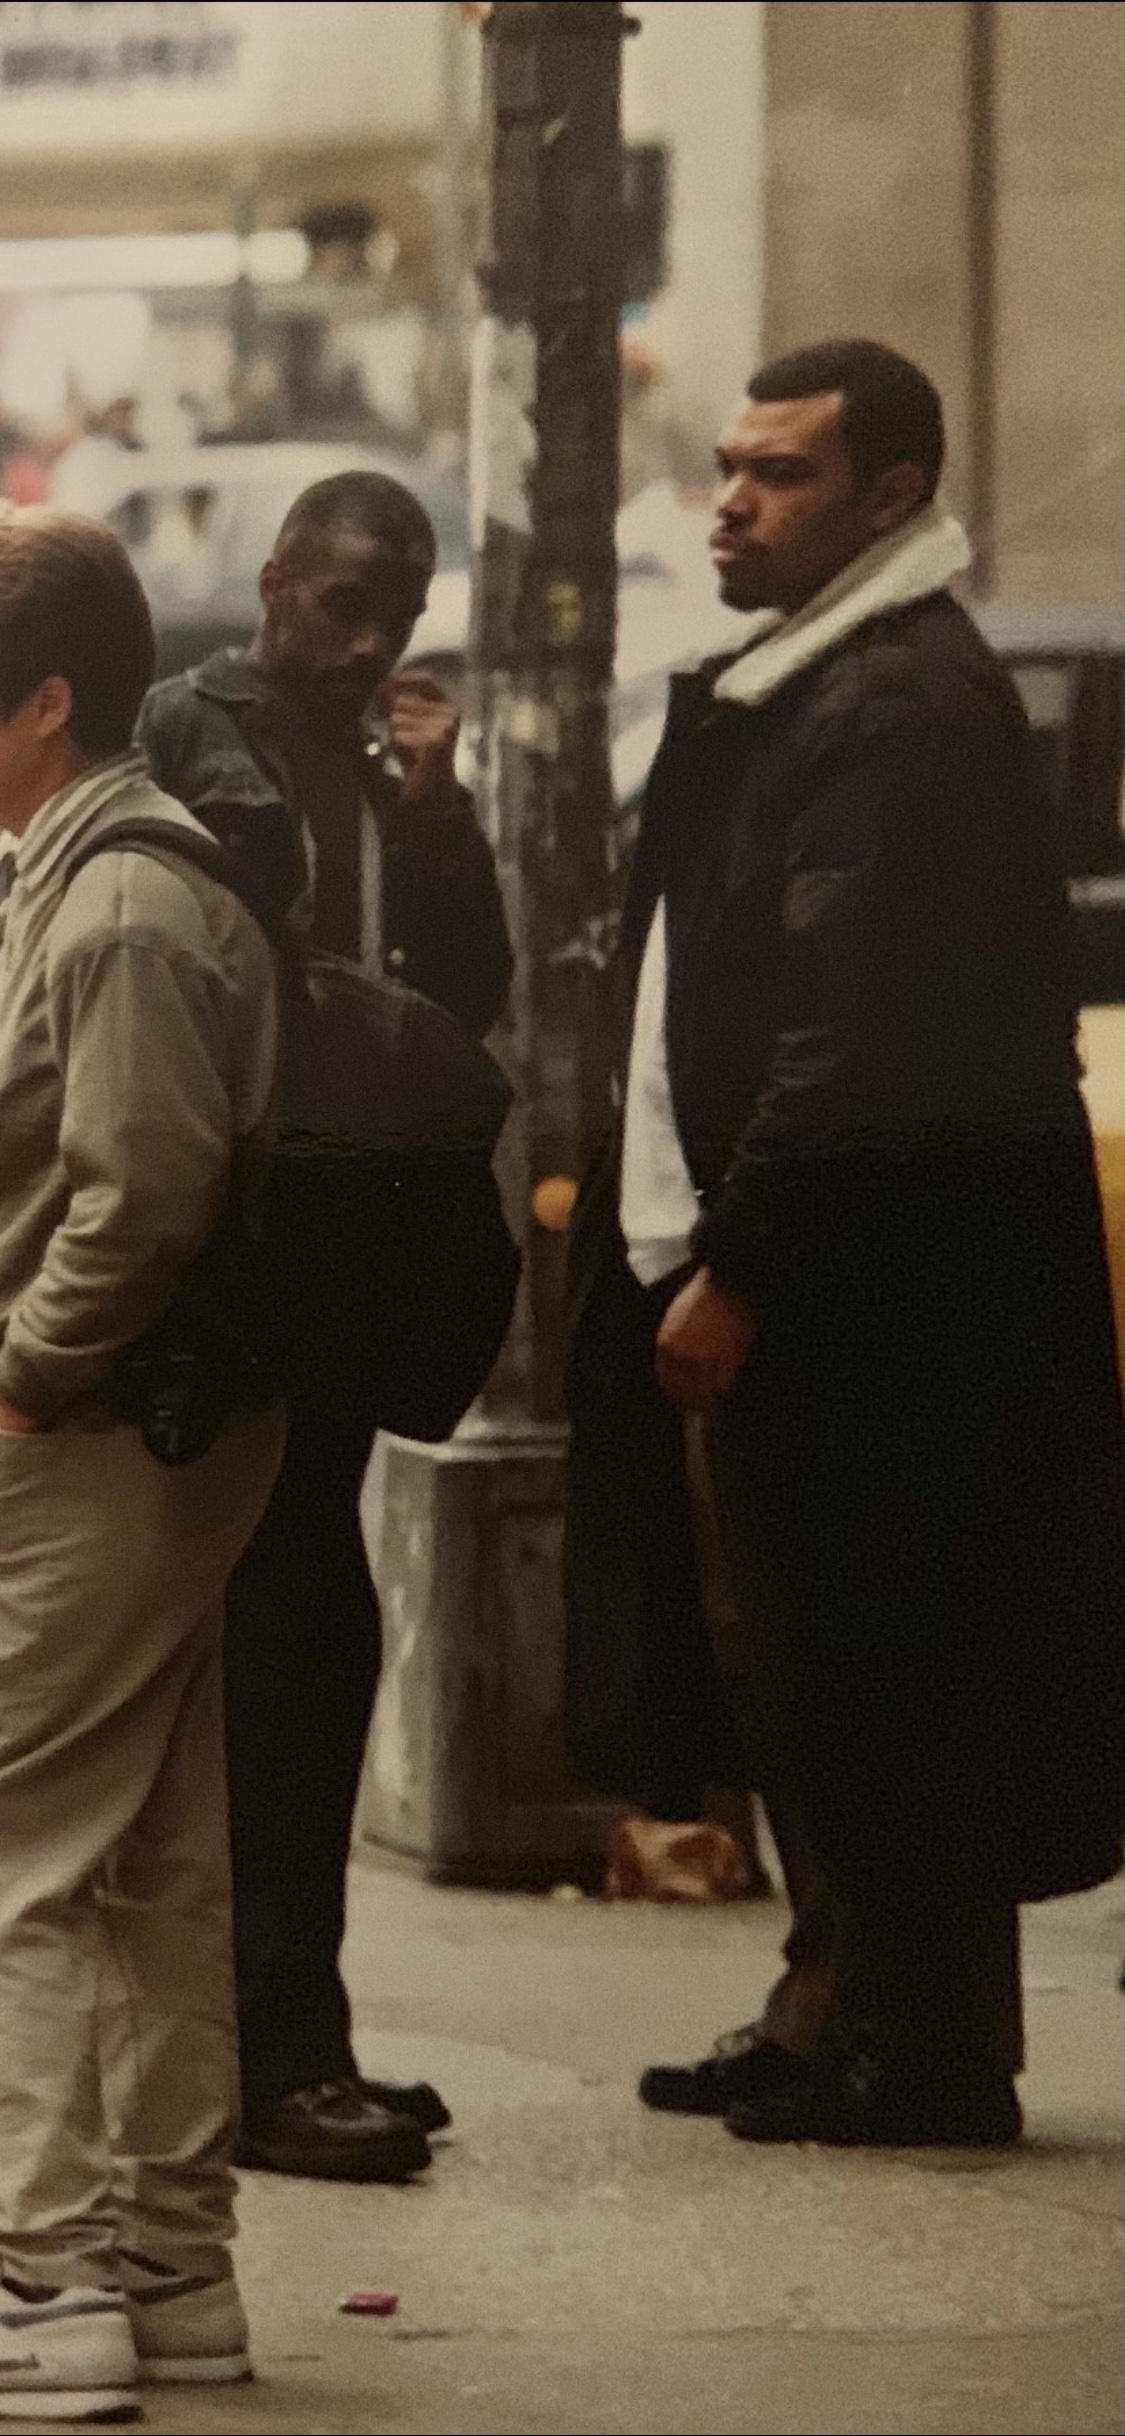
[338, 2290, 400, 2317]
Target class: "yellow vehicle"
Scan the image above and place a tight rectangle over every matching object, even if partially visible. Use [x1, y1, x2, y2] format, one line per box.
[1083, 1008, 1123, 1371]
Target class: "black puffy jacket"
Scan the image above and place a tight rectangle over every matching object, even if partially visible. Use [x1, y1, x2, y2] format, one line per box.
[616, 590, 1082, 1313]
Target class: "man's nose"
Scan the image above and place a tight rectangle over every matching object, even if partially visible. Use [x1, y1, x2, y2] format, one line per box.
[714, 470, 754, 523]
[346, 621, 385, 662]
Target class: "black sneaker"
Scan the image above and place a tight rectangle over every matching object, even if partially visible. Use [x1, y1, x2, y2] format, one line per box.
[236, 2080, 432, 2182]
[355, 2076, 451, 2135]
[639, 2034, 812, 2115]
[725, 2044, 1023, 2149]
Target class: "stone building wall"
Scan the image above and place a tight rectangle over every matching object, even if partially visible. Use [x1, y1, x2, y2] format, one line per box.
[763, 1, 1123, 610]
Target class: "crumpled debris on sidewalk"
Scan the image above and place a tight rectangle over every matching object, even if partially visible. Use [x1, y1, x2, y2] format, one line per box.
[604, 1814, 756, 1902]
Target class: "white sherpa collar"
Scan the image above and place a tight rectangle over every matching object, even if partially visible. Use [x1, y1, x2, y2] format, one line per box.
[710, 505, 972, 710]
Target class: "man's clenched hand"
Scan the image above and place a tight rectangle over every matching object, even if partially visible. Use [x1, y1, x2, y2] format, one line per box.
[655, 1267, 760, 1408]
[381, 670, 461, 809]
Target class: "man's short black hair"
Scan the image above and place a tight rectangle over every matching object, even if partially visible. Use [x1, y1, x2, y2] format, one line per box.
[747, 340, 945, 495]
[275, 472, 437, 570]
[0, 508, 154, 754]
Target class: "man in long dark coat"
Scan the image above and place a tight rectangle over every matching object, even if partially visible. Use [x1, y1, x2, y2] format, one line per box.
[568, 340, 1122, 2147]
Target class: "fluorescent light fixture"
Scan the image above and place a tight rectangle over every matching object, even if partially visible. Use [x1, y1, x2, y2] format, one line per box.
[0, 229, 308, 293]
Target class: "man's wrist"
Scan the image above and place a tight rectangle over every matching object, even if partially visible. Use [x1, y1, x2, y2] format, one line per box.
[697, 1264, 760, 1324]
[402, 773, 468, 817]
[0, 1339, 58, 1429]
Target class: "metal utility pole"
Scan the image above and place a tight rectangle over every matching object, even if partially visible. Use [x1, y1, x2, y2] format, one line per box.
[359, 0, 629, 1887]
[966, 0, 997, 597]
[468, 0, 625, 1420]
[432, 1, 473, 447]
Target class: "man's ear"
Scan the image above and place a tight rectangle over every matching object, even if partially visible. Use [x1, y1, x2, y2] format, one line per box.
[259, 558, 279, 610]
[869, 463, 932, 537]
[32, 674, 75, 739]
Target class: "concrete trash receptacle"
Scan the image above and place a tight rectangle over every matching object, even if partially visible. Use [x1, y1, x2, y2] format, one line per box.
[356, 1418, 618, 1886]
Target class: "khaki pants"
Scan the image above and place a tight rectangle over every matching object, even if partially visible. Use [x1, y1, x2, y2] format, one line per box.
[0, 1409, 284, 2289]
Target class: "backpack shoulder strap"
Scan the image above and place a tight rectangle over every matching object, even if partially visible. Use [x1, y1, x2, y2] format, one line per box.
[65, 817, 282, 952]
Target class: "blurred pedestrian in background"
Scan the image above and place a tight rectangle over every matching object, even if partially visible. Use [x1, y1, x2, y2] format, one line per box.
[49, 380, 141, 515]
[287, 201, 432, 450]
[49, 294, 151, 518]
[0, 298, 84, 509]
[0, 509, 283, 2419]
[138, 470, 512, 2186]
[571, 339, 1123, 2149]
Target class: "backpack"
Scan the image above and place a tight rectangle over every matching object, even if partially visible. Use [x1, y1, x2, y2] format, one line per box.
[65, 818, 521, 1463]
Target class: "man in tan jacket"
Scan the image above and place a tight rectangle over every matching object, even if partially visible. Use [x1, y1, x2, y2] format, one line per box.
[0, 509, 283, 2423]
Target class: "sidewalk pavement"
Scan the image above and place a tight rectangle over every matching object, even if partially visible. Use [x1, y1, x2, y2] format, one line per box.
[27, 1856, 1125, 2436]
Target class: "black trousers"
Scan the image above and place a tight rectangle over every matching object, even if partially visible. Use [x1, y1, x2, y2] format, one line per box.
[707, 1376, 1023, 2082]
[564, 1256, 748, 1818]
[223, 1397, 381, 2125]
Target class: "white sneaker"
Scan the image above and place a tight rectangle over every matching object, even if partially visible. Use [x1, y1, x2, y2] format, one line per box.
[117, 2253, 250, 2386]
[0, 2278, 139, 2423]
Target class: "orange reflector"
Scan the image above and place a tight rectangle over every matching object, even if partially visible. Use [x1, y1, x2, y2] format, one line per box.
[530, 1176, 579, 1232]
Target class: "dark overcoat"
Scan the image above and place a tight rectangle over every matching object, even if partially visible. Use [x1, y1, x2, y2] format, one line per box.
[566, 590, 1123, 1900]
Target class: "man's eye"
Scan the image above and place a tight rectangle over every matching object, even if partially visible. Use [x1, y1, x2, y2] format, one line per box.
[716, 459, 808, 486]
[323, 588, 369, 621]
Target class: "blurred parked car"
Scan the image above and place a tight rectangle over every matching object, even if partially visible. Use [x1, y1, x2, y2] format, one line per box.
[979, 607, 1123, 1002]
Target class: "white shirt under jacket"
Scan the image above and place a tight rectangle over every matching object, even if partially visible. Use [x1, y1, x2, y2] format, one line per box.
[617, 505, 974, 1291]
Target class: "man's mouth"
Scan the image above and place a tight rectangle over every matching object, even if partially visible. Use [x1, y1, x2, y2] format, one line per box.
[309, 665, 385, 715]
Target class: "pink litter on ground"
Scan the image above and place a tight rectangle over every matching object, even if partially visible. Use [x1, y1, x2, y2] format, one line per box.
[338, 2290, 400, 2317]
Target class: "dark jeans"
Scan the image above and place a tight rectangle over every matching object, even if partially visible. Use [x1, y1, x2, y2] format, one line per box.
[223, 1396, 381, 2125]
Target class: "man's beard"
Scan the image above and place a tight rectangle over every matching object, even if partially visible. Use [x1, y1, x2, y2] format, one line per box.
[717, 561, 774, 613]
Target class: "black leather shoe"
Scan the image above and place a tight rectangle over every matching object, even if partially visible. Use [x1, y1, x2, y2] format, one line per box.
[639, 2035, 811, 2116]
[725, 2047, 1023, 2149]
[356, 2076, 452, 2135]
[236, 2080, 432, 2181]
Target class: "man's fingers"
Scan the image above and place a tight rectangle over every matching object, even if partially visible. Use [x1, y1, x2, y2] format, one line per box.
[655, 1343, 747, 1407]
[654, 1350, 722, 1408]
[664, 1379, 719, 1411]
[389, 719, 457, 748]
[386, 669, 449, 705]
[388, 693, 456, 718]
[390, 705, 454, 730]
